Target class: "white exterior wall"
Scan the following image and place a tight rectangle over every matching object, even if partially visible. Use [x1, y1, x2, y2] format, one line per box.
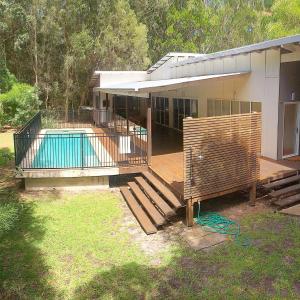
[151, 49, 281, 159]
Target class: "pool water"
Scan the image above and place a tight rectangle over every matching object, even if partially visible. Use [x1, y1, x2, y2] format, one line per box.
[32, 130, 100, 168]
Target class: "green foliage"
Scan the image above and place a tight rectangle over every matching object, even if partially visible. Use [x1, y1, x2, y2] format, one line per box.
[0, 199, 19, 237]
[0, 83, 40, 127]
[0, 0, 299, 110]
[0, 147, 14, 166]
[266, 0, 300, 38]
[0, 60, 17, 93]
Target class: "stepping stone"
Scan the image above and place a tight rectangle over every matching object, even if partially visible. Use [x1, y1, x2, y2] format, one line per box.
[280, 204, 300, 216]
[181, 224, 227, 250]
[186, 233, 227, 251]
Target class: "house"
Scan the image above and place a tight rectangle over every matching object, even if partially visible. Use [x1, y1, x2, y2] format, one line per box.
[14, 35, 300, 234]
[92, 34, 300, 161]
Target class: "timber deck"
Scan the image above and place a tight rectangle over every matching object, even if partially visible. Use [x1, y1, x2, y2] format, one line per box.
[92, 127, 147, 167]
[150, 151, 300, 199]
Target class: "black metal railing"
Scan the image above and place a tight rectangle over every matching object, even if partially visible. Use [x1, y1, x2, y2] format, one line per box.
[14, 131, 147, 169]
[14, 108, 148, 170]
[14, 112, 42, 166]
[42, 109, 94, 129]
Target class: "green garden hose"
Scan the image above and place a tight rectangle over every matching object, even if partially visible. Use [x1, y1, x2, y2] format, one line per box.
[195, 202, 250, 246]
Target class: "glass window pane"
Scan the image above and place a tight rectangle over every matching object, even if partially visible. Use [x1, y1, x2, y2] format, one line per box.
[179, 100, 184, 114]
[215, 100, 222, 116]
[240, 101, 251, 114]
[179, 115, 184, 130]
[155, 110, 160, 123]
[222, 100, 231, 115]
[165, 112, 169, 126]
[191, 100, 198, 117]
[231, 101, 240, 114]
[207, 99, 215, 117]
[161, 111, 165, 124]
[251, 102, 261, 112]
[185, 99, 191, 116]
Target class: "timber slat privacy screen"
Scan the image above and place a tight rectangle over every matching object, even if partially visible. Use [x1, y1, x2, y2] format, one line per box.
[183, 112, 261, 201]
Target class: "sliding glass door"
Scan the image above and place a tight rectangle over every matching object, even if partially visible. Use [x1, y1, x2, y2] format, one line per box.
[283, 103, 300, 158]
[154, 97, 169, 126]
[173, 98, 198, 130]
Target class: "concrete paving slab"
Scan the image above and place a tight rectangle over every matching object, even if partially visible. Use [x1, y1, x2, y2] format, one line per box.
[181, 224, 227, 250]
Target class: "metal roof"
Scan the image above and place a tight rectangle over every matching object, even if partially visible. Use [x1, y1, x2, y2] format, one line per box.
[173, 34, 300, 67]
[100, 72, 249, 94]
[147, 52, 205, 74]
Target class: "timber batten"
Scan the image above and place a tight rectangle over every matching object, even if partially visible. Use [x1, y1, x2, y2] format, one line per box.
[183, 113, 262, 202]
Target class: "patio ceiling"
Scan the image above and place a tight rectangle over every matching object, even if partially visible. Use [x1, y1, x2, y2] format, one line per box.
[99, 72, 250, 96]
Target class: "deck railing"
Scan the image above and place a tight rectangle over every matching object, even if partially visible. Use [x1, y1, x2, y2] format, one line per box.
[14, 110, 148, 170]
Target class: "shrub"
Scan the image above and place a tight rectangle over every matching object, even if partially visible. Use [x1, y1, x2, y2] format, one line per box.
[0, 62, 17, 93]
[0, 83, 41, 127]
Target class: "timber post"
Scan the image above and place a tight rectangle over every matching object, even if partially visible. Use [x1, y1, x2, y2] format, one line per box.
[105, 93, 109, 110]
[126, 96, 129, 135]
[147, 93, 152, 166]
[186, 198, 194, 226]
[249, 182, 257, 206]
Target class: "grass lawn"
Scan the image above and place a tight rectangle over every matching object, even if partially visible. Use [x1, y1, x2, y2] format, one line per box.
[1, 131, 300, 299]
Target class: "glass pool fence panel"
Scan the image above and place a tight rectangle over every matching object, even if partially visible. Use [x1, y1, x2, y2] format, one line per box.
[14, 131, 148, 169]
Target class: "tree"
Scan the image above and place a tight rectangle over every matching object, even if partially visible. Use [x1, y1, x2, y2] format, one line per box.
[265, 0, 300, 38]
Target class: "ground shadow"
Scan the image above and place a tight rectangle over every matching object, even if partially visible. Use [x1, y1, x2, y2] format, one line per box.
[73, 254, 215, 299]
[0, 186, 58, 299]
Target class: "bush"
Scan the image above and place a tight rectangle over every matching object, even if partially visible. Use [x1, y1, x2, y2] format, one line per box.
[0, 62, 17, 93]
[0, 83, 41, 127]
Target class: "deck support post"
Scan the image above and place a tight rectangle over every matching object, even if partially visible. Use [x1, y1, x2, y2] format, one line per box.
[186, 198, 194, 227]
[249, 182, 256, 206]
[126, 96, 129, 135]
[147, 93, 152, 166]
[105, 93, 109, 110]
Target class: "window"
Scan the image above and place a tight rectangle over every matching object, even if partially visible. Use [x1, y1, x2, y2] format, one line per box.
[154, 97, 169, 126]
[251, 102, 261, 112]
[208, 99, 261, 116]
[173, 98, 198, 130]
[113, 95, 140, 118]
[240, 102, 251, 114]
[95, 95, 100, 109]
[231, 101, 240, 114]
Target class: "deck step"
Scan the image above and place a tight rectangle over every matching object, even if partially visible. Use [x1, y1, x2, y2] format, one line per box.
[128, 182, 166, 226]
[274, 193, 300, 208]
[264, 174, 300, 190]
[135, 176, 175, 218]
[142, 171, 182, 209]
[120, 187, 157, 235]
[269, 183, 300, 198]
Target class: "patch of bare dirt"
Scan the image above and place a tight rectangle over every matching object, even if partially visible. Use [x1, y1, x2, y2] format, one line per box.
[199, 191, 271, 222]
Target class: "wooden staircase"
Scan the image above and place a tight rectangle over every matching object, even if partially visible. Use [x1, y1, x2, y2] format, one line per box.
[263, 173, 300, 209]
[120, 171, 183, 234]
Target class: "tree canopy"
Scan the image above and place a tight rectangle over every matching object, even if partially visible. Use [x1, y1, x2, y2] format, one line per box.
[0, 0, 299, 110]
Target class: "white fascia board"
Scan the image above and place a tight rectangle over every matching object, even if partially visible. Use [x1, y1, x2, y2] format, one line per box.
[100, 72, 250, 94]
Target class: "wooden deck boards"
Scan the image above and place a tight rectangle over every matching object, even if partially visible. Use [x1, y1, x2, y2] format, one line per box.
[151, 152, 184, 196]
[92, 127, 147, 166]
[150, 151, 300, 198]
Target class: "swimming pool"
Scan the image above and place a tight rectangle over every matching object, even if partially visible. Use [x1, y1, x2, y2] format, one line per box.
[32, 130, 100, 168]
